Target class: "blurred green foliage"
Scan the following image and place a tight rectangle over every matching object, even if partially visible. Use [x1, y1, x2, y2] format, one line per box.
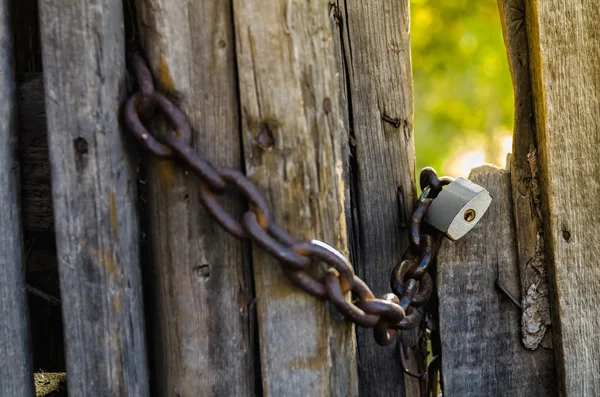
[411, 0, 514, 176]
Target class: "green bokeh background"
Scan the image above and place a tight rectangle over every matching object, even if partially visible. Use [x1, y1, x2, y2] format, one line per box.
[411, 0, 514, 177]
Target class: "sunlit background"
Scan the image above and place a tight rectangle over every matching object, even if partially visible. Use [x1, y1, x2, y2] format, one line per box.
[411, 0, 514, 178]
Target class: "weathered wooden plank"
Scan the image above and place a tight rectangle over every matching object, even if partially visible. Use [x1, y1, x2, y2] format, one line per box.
[498, 0, 554, 352]
[133, 1, 256, 395]
[437, 165, 555, 397]
[38, 1, 149, 395]
[233, 1, 358, 396]
[525, 1, 600, 395]
[330, 1, 420, 395]
[0, 0, 35, 395]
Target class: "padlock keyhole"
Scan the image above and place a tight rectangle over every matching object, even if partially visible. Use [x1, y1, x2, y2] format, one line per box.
[464, 209, 476, 223]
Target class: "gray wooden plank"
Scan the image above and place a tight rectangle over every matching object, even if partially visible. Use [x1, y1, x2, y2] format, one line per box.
[132, 0, 256, 395]
[233, 1, 358, 396]
[38, 0, 149, 395]
[437, 165, 555, 397]
[525, 1, 600, 395]
[330, 1, 421, 395]
[0, 0, 35, 395]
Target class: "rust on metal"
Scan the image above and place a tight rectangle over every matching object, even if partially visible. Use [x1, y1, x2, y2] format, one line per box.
[122, 52, 450, 346]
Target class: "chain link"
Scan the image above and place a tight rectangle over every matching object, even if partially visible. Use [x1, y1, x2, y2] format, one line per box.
[123, 52, 448, 346]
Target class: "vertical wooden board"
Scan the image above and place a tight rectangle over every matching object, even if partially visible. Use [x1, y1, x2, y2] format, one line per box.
[0, 0, 35, 395]
[437, 166, 555, 397]
[38, 0, 149, 395]
[233, 1, 358, 396]
[133, 1, 256, 395]
[525, 1, 600, 395]
[497, 0, 554, 352]
[330, 1, 419, 395]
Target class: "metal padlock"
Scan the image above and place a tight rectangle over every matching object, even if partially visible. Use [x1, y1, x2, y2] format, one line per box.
[424, 177, 492, 241]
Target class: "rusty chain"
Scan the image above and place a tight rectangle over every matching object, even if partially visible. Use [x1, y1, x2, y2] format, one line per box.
[123, 52, 449, 346]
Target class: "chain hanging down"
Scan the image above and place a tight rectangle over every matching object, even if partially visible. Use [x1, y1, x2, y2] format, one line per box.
[123, 53, 448, 346]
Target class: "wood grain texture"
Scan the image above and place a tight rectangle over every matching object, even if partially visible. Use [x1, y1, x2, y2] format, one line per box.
[133, 1, 256, 395]
[233, 1, 358, 396]
[525, 1, 600, 395]
[437, 165, 555, 397]
[330, 1, 419, 395]
[38, 1, 149, 395]
[0, 0, 35, 395]
[497, 0, 554, 351]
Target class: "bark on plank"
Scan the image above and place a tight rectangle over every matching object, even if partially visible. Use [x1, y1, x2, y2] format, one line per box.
[437, 165, 555, 397]
[38, 1, 149, 395]
[498, 0, 554, 352]
[0, 0, 35, 395]
[133, 1, 256, 395]
[330, 1, 420, 395]
[233, 1, 358, 396]
[525, 1, 600, 395]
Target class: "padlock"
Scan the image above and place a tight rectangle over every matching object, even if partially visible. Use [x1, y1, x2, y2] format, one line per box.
[424, 177, 492, 241]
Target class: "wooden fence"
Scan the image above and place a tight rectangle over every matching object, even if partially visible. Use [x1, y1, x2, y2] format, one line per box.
[1, 0, 599, 396]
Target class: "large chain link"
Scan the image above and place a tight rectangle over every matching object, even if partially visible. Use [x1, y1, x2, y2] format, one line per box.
[123, 52, 448, 346]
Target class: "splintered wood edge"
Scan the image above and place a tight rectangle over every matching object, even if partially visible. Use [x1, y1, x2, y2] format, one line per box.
[498, 0, 553, 351]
